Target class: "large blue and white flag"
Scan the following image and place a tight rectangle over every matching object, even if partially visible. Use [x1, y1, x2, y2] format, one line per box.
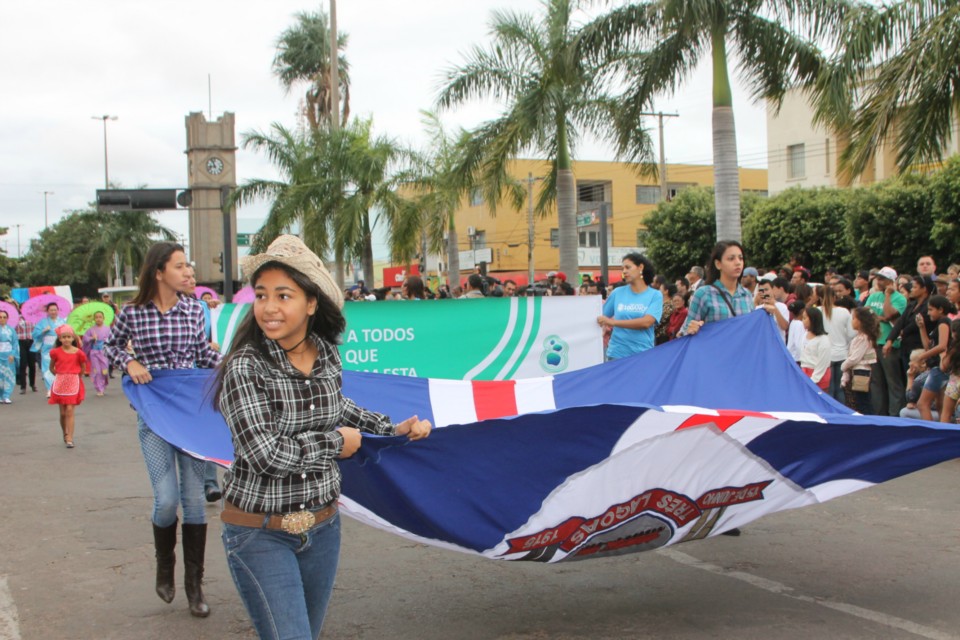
[122, 311, 960, 562]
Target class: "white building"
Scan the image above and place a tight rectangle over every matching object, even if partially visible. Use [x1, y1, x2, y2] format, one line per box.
[766, 88, 960, 195]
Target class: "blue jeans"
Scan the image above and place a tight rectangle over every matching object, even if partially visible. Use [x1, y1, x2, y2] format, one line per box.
[204, 462, 220, 491]
[923, 366, 949, 392]
[223, 513, 341, 640]
[828, 360, 845, 404]
[137, 415, 207, 526]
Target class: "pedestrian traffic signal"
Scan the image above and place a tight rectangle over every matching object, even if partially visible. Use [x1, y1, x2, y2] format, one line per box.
[96, 189, 192, 211]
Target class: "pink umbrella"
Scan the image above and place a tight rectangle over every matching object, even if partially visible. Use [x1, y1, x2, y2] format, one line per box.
[0, 300, 20, 327]
[232, 286, 255, 304]
[194, 285, 219, 301]
[20, 294, 73, 324]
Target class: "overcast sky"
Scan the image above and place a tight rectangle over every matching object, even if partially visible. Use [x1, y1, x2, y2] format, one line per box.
[0, 0, 767, 259]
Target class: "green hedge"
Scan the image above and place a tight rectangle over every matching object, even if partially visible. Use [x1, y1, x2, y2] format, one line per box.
[641, 159, 960, 280]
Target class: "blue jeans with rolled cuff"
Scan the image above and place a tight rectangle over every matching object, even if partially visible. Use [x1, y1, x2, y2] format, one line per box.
[137, 414, 207, 526]
[223, 512, 341, 640]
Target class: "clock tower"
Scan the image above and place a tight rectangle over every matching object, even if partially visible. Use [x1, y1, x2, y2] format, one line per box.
[185, 111, 238, 286]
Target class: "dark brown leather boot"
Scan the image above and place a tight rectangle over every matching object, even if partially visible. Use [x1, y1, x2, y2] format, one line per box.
[181, 523, 210, 617]
[152, 520, 177, 603]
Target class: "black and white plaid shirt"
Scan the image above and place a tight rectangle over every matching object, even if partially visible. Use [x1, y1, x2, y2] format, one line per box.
[104, 295, 220, 371]
[219, 333, 395, 514]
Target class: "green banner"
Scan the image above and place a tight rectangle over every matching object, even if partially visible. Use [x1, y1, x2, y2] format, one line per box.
[212, 297, 603, 380]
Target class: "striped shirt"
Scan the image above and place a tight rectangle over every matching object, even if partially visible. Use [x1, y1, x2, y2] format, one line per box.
[681, 282, 755, 335]
[103, 296, 220, 371]
[219, 333, 396, 514]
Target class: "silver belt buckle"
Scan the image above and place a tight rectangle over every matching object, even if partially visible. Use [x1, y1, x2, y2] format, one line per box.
[280, 510, 316, 534]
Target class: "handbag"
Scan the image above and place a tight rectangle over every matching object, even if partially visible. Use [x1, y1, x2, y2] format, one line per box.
[851, 369, 871, 393]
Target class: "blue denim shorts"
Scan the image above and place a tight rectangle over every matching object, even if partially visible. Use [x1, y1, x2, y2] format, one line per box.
[923, 366, 949, 392]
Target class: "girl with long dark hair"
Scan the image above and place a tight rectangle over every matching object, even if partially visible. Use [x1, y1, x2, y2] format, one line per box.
[596, 253, 663, 357]
[681, 241, 754, 336]
[104, 242, 221, 618]
[842, 307, 880, 414]
[799, 306, 831, 390]
[212, 235, 431, 639]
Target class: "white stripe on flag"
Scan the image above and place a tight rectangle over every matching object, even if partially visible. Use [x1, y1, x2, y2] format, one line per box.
[54, 286, 73, 305]
[514, 377, 556, 415]
[428, 379, 478, 428]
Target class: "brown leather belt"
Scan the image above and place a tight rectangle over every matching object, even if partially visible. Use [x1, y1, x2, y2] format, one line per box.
[220, 500, 337, 535]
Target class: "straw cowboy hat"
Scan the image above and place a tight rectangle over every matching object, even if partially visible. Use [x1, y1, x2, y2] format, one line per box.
[240, 235, 344, 309]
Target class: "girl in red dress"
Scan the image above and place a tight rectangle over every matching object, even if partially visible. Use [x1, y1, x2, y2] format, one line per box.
[48, 325, 87, 448]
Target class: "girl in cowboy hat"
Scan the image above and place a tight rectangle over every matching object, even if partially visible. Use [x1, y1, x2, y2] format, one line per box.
[212, 235, 432, 640]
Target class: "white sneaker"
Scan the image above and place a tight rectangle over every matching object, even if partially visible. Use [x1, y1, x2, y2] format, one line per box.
[2, 399, 10, 404]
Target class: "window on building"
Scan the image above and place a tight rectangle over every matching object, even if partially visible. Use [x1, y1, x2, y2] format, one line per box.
[470, 188, 484, 207]
[667, 182, 696, 200]
[550, 228, 559, 248]
[577, 182, 606, 203]
[635, 185, 660, 204]
[472, 230, 486, 249]
[787, 144, 806, 179]
[578, 225, 612, 248]
[825, 138, 831, 175]
[743, 189, 769, 197]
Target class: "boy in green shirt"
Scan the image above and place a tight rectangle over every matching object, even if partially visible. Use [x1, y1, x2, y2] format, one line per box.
[864, 267, 907, 416]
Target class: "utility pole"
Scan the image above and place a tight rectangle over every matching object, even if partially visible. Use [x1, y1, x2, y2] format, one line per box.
[329, 0, 340, 131]
[41, 191, 54, 228]
[640, 111, 679, 202]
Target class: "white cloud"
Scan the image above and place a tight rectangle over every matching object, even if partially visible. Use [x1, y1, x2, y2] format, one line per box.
[0, 0, 766, 259]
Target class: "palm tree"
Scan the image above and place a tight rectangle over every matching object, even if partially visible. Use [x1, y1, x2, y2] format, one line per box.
[582, 0, 854, 241]
[436, 0, 649, 279]
[395, 112, 488, 287]
[233, 123, 335, 258]
[274, 9, 350, 131]
[819, 1, 960, 177]
[236, 120, 408, 287]
[326, 119, 409, 286]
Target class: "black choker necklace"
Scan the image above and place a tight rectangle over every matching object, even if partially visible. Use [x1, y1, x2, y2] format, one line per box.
[283, 335, 309, 353]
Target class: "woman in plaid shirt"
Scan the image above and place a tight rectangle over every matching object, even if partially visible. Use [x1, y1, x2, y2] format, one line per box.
[104, 242, 221, 618]
[681, 240, 755, 336]
[211, 235, 430, 640]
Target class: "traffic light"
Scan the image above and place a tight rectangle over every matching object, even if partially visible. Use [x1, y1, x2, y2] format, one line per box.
[96, 189, 192, 211]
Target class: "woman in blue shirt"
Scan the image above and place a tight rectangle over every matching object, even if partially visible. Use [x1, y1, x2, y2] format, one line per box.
[597, 253, 663, 359]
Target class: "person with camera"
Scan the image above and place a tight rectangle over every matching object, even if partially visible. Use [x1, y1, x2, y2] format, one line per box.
[755, 278, 790, 342]
[459, 274, 486, 299]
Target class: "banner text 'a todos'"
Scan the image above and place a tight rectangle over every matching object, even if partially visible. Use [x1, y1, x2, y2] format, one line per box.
[212, 296, 604, 380]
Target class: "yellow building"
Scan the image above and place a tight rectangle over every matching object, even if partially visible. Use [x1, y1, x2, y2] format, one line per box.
[445, 158, 767, 281]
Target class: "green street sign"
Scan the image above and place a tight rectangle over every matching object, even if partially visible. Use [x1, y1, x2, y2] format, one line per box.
[236, 233, 253, 247]
[577, 211, 597, 227]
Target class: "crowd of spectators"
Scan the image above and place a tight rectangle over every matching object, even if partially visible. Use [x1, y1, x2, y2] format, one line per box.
[337, 253, 960, 424]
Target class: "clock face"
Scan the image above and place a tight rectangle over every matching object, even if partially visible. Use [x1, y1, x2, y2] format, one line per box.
[206, 156, 224, 176]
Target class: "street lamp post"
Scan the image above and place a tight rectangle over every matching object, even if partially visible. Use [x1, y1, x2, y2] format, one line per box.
[92, 115, 118, 187]
[41, 190, 54, 228]
[13, 224, 22, 258]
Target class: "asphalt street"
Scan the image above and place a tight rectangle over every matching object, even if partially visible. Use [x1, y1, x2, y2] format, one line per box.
[1, 380, 959, 639]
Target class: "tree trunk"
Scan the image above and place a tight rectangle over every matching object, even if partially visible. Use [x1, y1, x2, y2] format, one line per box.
[556, 119, 579, 277]
[334, 261, 345, 289]
[361, 213, 375, 288]
[446, 218, 460, 289]
[712, 27, 741, 242]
